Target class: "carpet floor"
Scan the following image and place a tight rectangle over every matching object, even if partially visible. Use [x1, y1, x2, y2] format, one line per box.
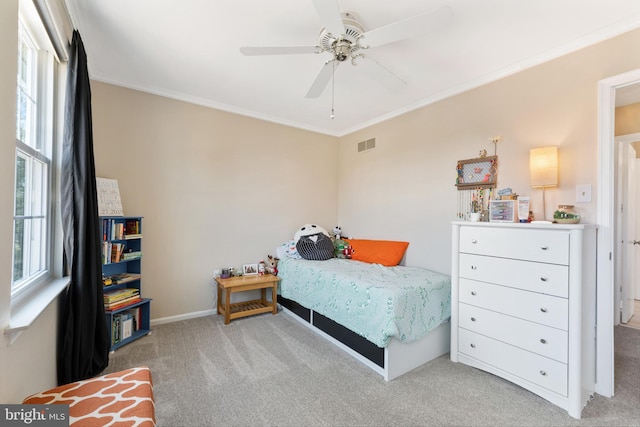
[104, 312, 640, 426]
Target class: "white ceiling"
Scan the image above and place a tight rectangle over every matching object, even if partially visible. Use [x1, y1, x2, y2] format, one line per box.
[64, 0, 640, 136]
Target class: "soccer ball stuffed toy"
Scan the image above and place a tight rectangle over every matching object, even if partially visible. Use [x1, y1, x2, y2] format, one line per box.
[294, 224, 334, 261]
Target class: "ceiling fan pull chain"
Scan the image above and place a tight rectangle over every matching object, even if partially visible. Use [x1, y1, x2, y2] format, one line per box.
[331, 59, 335, 119]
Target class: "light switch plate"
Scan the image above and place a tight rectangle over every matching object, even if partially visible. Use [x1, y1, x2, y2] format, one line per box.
[576, 184, 592, 203]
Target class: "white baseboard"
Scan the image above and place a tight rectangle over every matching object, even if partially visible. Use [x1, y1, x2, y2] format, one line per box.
[150, 309, 217, 326]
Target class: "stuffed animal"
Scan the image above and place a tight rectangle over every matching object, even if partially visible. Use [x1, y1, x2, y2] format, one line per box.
[333, 225, 342, 240]
[265, 255, 279, 276]
[334, 238, 353, 259]
[294, 224, 330, 242]
[294, 224, 334, 260]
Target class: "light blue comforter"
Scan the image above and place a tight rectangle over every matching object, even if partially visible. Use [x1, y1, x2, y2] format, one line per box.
[278, 257, 451, 347]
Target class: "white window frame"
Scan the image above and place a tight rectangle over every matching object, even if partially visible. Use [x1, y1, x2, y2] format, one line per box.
[6, 0, 69, 342]
[12, 17, 55, 298]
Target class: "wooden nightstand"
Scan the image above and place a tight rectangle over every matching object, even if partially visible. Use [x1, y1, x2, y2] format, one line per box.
[216, 274, 280, 324]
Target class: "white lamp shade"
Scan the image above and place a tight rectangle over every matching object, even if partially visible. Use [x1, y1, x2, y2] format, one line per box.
[530, 146, 558, 188]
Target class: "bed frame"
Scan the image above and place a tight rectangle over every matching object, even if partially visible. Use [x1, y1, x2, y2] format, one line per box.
[279, 296, 450, 381]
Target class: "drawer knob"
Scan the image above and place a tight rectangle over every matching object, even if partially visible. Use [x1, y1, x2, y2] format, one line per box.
[471, 317, 476, 322]
[471, 239, 477, 244]
[540, 307, 548, 313]
[471, 265, 477, 270]
[539, 370, 547, 376]
[540, 338, 547, 344]
[471, 291, 477, 296]
[470, 343, 476, 348]
[540, 277, 548, 282]
[541, 245, 549, 251]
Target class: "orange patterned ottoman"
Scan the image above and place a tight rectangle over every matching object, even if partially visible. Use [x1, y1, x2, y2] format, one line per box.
[23, 366, 155, 427]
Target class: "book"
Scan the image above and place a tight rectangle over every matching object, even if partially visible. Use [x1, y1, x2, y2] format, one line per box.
[104, 287, 139, 300]
[105, 296, 142, 311]
[103, 273, 141, 286]
[120, 312, 133, 339]
[105, 293, 140, 307]
[130, 306, 141, 331]
[112, 315, 120, 344]
[125, 219, 140, 237]
[104, 288, 140, 305]
[122, 251, 142, 260]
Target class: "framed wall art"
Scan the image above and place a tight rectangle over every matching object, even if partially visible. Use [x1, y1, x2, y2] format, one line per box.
[455, 155, 498, 189]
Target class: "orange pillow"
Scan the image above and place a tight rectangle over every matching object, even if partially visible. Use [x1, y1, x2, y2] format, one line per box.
[344, 239, 409, 266]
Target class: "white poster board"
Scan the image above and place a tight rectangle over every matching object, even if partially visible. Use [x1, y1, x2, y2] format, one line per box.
[96, 177, 124, 216]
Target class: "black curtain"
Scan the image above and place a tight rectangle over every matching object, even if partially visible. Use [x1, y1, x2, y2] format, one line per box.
[57, 30, 110, 385]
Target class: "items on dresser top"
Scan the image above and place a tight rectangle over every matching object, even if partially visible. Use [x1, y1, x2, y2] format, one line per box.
[450, 222, 597, 419]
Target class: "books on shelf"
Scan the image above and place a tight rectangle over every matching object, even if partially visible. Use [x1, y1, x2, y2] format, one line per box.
[125, 219, 141, 239]
[105, 296, 142, 311]
[103, 273, 141, 287]
[104, 288, 141, 311]
[111, 306, 142, 344]
[102, 242, 126, 264]
[101, 244, 142, 264]
[102, 218, 142, 241]
[122, 251, 142, 260]
[104, 287, 139, 302]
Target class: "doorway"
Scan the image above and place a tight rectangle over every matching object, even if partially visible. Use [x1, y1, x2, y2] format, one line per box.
[615, 134, 639, 327]
[597, 68, 640, 398]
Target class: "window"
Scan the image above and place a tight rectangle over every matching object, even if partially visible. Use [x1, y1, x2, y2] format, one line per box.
[12, 13, 58, 296]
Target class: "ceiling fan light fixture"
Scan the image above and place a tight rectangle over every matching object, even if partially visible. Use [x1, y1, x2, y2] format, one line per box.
[333, 40, 351, 61]
[240, 1, 449, 100]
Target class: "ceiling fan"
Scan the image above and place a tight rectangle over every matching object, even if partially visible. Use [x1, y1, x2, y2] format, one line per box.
[240, 0, 453, 100]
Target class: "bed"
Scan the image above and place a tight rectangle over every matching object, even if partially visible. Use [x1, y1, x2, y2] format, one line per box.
[276, 241, 451, 381]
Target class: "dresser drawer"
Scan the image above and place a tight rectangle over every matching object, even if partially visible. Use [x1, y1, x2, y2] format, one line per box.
[459, 226, 569, 265]
[460, 278, 568, 330]
[459, 328, 568, 396]
[459, 253, 569, 298]
[459, 303, 568, 363]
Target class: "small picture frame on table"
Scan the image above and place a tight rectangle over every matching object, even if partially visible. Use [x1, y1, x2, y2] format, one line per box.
[243, 264, 258, 276]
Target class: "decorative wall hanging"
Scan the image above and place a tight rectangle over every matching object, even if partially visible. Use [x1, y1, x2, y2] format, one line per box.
[455, 155, 498, 189]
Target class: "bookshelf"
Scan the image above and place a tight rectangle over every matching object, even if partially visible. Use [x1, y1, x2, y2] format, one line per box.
[101, 216, 151, 351]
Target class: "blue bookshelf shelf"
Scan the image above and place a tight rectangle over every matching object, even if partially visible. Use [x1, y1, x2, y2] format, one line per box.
[101, 216, 151, 351]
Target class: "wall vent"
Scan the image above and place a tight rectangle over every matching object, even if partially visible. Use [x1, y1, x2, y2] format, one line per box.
[357, 138, 376, 153]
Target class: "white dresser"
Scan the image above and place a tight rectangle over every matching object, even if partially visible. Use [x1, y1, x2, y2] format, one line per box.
[450, 222, 597, 419]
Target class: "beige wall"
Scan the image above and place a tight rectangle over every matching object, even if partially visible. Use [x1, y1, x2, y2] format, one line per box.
[339, 28, 640, 273]
[615, 102, 640, 157]
[91, 82, 338, 321]
[616, 102, 640, 137]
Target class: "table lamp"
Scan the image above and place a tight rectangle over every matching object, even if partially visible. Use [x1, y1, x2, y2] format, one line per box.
[529, 146, 558, 222]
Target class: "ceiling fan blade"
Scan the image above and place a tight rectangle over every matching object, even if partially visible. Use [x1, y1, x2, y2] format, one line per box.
[362, 5, 453, 48]
[358, 55, 406, 91]
[305, 60, 339, 98]
[240, 46, 320, 56]
[312, 0, 346, 38]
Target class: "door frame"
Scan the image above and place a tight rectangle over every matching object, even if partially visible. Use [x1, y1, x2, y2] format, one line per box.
[597, 68, 640, 397]
[615, 134, 639, 324]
